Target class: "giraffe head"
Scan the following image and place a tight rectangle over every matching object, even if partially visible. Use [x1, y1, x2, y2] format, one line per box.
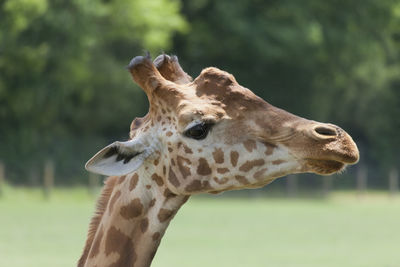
[86, 54, 359, 195]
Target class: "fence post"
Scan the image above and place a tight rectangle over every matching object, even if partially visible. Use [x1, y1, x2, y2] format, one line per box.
[43, 160, 54, 199]
[322, 176, 333, 197]
[0, 161, 4, 197]
[389, 168, 399, 198]
[356, 164, 367, 198]
[88, 173, 99, 195]
[287, 175, 298, 198]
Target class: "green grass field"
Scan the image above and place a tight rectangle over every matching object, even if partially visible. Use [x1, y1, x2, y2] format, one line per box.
[0, 187, 399, 267]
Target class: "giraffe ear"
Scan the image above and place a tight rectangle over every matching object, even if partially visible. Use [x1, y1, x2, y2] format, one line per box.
[85, 139, 152, 176]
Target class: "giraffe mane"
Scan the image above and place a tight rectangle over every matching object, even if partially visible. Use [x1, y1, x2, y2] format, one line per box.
[77, 176, 119, 267]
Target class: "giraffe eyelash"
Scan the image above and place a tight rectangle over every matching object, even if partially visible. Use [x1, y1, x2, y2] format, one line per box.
[183, 122, 214, 140]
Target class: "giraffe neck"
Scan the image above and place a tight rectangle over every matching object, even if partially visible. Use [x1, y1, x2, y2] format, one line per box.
[80, 166, 189, 267]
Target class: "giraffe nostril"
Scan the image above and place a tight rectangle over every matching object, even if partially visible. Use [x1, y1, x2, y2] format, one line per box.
[314, 126, 337, 137]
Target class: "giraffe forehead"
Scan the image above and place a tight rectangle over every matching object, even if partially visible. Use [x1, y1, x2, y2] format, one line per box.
[172, 93, 263, 131]
[150, 68, 266, 123]
[176, 104, 225, 127]
[183, 86, 262, 113]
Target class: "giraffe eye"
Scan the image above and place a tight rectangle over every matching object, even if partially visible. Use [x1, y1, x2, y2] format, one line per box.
[184, 123, 213, 140]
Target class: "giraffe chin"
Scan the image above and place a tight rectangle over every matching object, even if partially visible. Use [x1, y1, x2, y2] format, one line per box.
[304, 159, 346, 176]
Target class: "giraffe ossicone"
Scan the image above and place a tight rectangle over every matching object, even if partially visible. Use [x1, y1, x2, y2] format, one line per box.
[79, 53, 359, 267]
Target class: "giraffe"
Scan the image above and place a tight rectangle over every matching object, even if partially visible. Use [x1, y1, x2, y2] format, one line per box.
[78, 53, 359, 267]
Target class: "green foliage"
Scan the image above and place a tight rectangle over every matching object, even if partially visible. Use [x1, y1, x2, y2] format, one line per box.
[0, 0, 187, 183]
[1, 0, 399, 185]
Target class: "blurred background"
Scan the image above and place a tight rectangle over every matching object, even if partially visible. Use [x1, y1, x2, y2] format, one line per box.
[0, 0, 400, 267]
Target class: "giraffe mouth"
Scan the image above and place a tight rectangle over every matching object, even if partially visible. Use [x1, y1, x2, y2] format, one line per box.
[304, 159, 346, 175]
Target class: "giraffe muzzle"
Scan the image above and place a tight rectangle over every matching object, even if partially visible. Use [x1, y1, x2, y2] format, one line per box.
[294, 122, 360, 175]
[309, 123, 359, 164]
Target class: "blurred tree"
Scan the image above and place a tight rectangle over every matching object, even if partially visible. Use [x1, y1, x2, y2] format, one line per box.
[174, 0, 400, 186]
[1, 0, 399, 187]
[0, 0, 187, 183]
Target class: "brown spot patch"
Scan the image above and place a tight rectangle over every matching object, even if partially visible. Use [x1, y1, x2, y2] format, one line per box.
[168, 167, 180, 187]
[263, 142, 276, 156]
[168, 147, 173, 153]
[185, 179, 212, 192]
[89, 227, 103, 258]
[152, 232, 161, 241]
[177, 156, 191, 179]
[212, 148, 224, 164]
[163, 165, 166, 175]
[183, 144, 193, 154]
[235, 175, 249, 185]
[214, 177, 229, 184]
[118, 175, 126, 184]
[158, 208, 175, 222]
[129, 173, 139, 191]
[140, 218, 149, 233]
[254, 168, 268, 180]
[217, 168, 229, 174]
[154, 159, 159, 166]
[164, 188, 176, 199]
[166, 131, 173, 137]
[197, 158, 212, 176]
[104, 226, 125, 255]
[108, 190, 121, 214]
[151, 173, 164, 186]
[149, 198, 156, 207]
[239, 159, 265, 172]
[146, 185, 151, 190]
[230, 151, 239, 167]
[105, 226, 137, 267]
[120, 198, 143, 219]
[272, 159, 286, 165]
[243, 140, 257, 152]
